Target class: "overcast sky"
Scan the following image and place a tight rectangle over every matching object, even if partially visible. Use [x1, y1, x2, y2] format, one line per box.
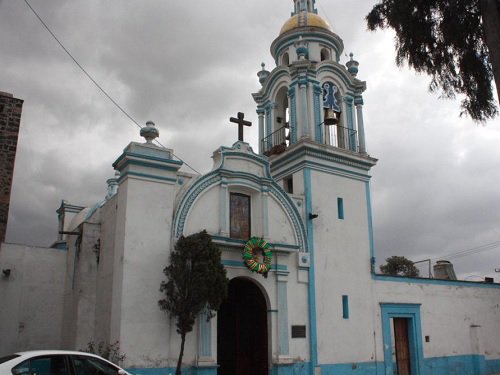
[1, 0, 499, 281]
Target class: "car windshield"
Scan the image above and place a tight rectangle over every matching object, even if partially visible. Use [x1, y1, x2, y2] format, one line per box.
[0, 354, 19, 364]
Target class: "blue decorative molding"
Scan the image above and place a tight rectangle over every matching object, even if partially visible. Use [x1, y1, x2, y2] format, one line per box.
[290, 89, 298, 144]
[126, 355, 500, 375]
[119, 171, 178, 184]
[380, 303, 424, 375]
[303, 168, 318, 374]
[198, 309, 211, 357]
[277, 280, 290, 355]
[313, 84, 323, 143]
[222, 259, 288, 272]
[365, 182, 376, 269]
[270, 144, 376, 175]
[272, 33, 343, 64]
[112, 150, 182, 169]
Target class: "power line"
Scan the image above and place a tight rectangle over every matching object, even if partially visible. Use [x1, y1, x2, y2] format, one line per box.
[430, 240, 500, 261]
[23, 0, 201, 175]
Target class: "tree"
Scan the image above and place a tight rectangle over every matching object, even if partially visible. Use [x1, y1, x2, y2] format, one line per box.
[380, 256, 420, 277]
[366, 0, 499, 122]
[159, 230, 228, 375]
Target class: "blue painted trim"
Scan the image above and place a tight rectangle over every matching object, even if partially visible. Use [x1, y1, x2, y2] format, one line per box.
[290, 89, 298, 145]
[119, 171, 178, 184]
[365, 182, 376, 272]
[373, 274, 500, 289]
[380, 303, 424, 375]
[127, 367, 217, 375]
[313, 84, 323, 143]
[486, 358, 500, 374]
[116, 158, 182, 172]
[198, 309, 211, 357]
[342, 295, 349, 319]
[337, 197, 344, 220]
[222, 259, 288, 271]
[174, 172, 308, 253]
[303, 168, 318, 374]
[319, 362, 383, 375]
[112, 150, 182, 169]
[213, 236, 300, 251]
[277, 280, 290, 355]
[272, 32, 343, 64]
[270, 145, 376, 175]
[126, 356, 500, 375]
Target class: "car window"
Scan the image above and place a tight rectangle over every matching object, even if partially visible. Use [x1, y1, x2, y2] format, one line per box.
[11, 356, 68, 375]
[72, 356, 119, 375]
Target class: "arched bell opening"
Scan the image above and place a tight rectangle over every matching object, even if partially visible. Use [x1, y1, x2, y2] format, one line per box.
[320, 48, 330, 62]
[321, 80, 356, 151]
[282, 52, 290, 66]
[263, 86, 290, 156]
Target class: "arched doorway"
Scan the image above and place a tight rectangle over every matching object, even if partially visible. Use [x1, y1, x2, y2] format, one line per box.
[217, 277, 268, 375]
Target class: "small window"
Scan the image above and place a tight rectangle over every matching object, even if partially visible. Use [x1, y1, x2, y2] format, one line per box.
[282, 52, 290, 66]
[230, 193, 251, 240]
[337, 197, 344, 220]
[284, 176, 293, 194]
[320, 48, 330, 61]
[342, 295, 349, 319]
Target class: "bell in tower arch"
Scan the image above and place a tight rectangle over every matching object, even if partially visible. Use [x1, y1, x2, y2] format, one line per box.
[322, 82, 341, 125]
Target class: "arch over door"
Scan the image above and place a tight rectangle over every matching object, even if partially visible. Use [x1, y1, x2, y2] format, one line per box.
[218, 278, 268, 375]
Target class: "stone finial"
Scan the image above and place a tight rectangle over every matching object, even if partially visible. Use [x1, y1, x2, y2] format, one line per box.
[295, 36, 309, 60]
[346, 52, 359, 77]
[257, 62, 270, 86]
[140, 120, 159, 144]
[106, 170, 120, 199]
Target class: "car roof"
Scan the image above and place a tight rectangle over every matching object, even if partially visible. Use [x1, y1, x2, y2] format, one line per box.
[14, 350, 100, 357]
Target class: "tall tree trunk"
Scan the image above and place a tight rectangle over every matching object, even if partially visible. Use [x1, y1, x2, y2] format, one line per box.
[176, 333, 186, 375]
[480, 0, 500, 102]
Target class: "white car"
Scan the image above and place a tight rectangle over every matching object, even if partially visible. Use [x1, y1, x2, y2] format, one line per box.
[0, 350, 132, 375]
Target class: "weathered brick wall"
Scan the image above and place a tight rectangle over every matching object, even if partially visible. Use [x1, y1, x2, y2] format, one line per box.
[0, 92, 23, 243]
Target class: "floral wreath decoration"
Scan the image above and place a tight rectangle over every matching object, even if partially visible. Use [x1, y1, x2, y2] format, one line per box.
[242, 237, 272, 274]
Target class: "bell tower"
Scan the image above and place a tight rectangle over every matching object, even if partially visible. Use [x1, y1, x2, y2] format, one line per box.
[252, 3, 377, 374]
[253, 0, 368, 156]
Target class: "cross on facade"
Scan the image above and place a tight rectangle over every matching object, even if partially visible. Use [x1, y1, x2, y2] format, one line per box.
[230, 112, 252, 142]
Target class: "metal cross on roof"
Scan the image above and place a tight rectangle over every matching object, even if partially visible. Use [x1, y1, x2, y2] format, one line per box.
[229, 112, 252, 142]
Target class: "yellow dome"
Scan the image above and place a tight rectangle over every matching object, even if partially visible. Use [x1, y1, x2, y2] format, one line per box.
[279, 12, 332, 35]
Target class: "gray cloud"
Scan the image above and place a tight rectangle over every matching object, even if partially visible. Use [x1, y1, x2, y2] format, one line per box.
[2, 0, 499, 280]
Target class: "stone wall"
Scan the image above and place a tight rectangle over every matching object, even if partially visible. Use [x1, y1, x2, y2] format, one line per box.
[0, 91, 23, 243]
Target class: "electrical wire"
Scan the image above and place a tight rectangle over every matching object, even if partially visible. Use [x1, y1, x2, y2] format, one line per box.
[430, 240, 500, 261]
[23, 0, 201, 175]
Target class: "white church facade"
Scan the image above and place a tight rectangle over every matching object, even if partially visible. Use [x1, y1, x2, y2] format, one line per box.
[1, 1, 500, 375]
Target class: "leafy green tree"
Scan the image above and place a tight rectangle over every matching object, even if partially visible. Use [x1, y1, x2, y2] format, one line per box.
[379, 256, 420, 277]
[366, 0, 499, 122]
[159, 230, 228, 375]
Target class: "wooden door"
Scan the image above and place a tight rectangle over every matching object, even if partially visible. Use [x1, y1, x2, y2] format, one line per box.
[393, 318, 411, 375]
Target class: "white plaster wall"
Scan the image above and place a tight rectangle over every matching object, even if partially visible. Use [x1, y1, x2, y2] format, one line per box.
[373, 280, 500, 361]
[0, 243, 66, 355]
[267, 195, 296, 244]
[185, 187, 219, 236]
[94, 196, 118, 344]
[116, 176, 178, 368]
[309, 169, 376, 364]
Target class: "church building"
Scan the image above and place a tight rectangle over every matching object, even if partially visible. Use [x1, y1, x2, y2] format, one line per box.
[1, 1, 500, 375]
